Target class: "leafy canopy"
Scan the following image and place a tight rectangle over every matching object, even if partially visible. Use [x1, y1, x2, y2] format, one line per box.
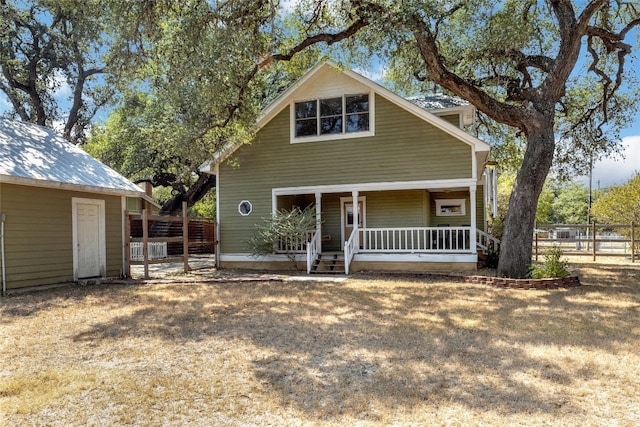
[592, 172, 640, 225]
[0, 0, 114, 142]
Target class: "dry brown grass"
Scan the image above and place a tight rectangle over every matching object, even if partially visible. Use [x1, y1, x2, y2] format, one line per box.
[1, 262, 639, 426]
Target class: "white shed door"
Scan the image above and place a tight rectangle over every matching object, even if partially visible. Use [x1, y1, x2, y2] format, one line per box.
[76, 202, 101, 278]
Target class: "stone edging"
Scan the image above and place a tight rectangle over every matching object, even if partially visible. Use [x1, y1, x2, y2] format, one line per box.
[461, 274, 580, 289]
[377, 272, 581, 290]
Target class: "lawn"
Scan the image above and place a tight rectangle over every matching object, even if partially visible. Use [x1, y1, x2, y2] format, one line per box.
[1, 262, 639, 426]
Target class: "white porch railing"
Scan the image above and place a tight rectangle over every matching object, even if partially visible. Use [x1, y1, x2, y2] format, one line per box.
[477, 229, 500, 252]
[344, 228, 358, 275]
[130, 242, 168, 261]
[306, 229, 321, 274]
[360, 227, 473, 253]
[272, 226, 496, 275]
[276, 231, 315, 254]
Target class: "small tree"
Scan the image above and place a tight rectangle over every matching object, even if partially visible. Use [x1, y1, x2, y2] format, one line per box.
[247, 206, 318, 270]
[592, 173, 640, 255]
[529, 245, 570, 279]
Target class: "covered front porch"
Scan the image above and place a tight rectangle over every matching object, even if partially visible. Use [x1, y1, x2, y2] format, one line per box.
[273, 179, 498, 274]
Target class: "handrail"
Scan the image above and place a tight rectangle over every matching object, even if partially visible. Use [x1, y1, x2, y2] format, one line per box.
[306, 229, 321, 274]
[477, 229, 500, 252]
[344, 228, 358, 275]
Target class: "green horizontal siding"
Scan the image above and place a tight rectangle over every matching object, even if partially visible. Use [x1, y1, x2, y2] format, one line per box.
[320, 193, 342, 252]
[428, 191, 472, 227]
[365, 190, 427, 228]
[219, 95, 474, 253]
[0, 184, 123, 289]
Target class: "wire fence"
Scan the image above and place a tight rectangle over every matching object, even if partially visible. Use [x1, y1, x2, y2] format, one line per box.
[533, 223, 637, 262]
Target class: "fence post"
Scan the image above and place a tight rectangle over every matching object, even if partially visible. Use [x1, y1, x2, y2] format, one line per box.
[142, 208, 149, 279]
[124, 211, 131, 278]
[183, 201, 189, 274]
[592, 221, 597, 262]
[535, 232, 539, 261]
[632, 222, 636, 263]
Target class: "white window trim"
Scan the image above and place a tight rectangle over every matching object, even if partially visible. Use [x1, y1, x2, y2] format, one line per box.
[238, 200, 253, 216]
[290, 91, 375, 144]
[435, 199, 466, 216]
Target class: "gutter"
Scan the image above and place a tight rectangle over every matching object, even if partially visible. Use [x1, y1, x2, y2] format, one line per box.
[1, 213, 6, 296]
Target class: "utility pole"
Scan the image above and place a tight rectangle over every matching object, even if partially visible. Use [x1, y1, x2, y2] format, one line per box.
[586, 153, 593, 251]
[587, 153, 593, 225]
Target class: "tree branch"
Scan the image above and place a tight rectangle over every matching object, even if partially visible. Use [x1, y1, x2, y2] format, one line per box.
[262, 19, 370, 66]
[410, 14, 531, 130]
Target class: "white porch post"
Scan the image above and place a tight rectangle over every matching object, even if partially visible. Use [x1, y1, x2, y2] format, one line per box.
[315, 192, 322, 253]
[352, 190, 359, 250]
[470, 186, 477, 253]
[271, 190, 277, 216]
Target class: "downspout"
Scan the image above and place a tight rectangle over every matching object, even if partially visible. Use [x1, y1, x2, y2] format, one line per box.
[1, 213, 6, 296]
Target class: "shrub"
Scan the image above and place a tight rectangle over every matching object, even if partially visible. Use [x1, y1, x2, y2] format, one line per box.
[247, 205, 317, 270]
[484, 247, 500, 269]
[529, 245, 570, 279]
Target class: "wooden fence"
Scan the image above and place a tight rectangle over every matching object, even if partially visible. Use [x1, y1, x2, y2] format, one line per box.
[533, 223, 637, 262]
[125, 201, 216, 279]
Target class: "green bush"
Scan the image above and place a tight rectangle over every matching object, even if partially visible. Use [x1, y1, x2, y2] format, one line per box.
[529, 245, 570, 279]
[247, 205, 317, 270]
[484, 247, 500, 269]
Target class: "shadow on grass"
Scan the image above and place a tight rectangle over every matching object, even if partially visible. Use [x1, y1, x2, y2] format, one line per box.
[3, 262, 638, 421]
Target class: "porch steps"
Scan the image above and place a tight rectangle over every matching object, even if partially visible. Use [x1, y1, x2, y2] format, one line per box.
[477, 249, 488, 262]
[311, 253, 345, 274]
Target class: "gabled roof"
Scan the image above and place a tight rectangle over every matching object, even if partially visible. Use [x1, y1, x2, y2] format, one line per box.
[0, 119, 144, 196]
[202, 61, 490, 172]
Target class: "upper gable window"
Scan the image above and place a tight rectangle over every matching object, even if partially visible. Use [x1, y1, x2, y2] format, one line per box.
[293, 93, 373, 142]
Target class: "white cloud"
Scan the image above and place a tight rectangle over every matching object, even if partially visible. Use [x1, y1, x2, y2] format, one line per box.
[354, 65, 387, 83]
[588, 135, 640, 188]
[50, 70, 72, 98]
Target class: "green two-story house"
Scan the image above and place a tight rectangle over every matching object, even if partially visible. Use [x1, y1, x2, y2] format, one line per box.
[202, 61, 498, 274]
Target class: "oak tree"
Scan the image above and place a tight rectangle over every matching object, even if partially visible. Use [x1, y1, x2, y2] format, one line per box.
[271, 0, 640, 277]
[0, 0, 113, 142]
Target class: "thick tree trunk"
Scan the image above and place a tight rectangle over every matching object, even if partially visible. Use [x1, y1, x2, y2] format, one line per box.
[497, 117, 556, 278]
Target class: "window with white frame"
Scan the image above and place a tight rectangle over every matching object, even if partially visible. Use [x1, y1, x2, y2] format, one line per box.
[294, 94, 370, 140]
[238, 200, 252, 216]
[435, 199, 466, 216]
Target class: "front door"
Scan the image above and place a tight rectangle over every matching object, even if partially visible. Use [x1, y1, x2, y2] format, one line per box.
[73, 198, 105, 279]
[342, 198, 365, 249]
